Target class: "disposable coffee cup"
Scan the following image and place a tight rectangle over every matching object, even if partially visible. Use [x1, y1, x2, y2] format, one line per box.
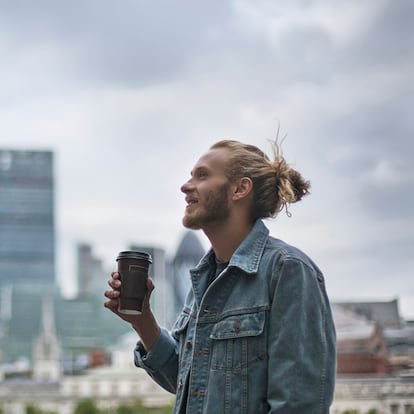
[116, 251, 152, 315]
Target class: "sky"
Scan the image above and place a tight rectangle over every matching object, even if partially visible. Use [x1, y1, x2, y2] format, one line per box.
[1, 0, 413, 318]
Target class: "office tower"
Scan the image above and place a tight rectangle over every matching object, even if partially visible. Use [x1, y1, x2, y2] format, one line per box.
[0, 149, 55, 287]
[0, 149, 55, 362]
[77, 243, 106, 298]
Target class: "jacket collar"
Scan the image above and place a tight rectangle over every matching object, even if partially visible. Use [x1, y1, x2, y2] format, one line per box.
[194, 219, 269, 275]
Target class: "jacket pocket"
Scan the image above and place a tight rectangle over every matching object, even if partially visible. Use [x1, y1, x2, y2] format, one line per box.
[209, 310, 266, 372]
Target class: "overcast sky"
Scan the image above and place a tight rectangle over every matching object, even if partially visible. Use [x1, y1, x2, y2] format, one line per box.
[1, 0, 413, 318]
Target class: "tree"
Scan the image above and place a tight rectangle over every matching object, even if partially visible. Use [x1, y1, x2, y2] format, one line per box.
[73, 400, 100, 414]
[26, 405, 43, 414]
[26, 405, 57, 414]
[156, 403, 174, 414]
[113, 401, 174, 414]
[116, 406, 134, 414]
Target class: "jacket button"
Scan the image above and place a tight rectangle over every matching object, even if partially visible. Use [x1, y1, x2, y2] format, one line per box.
[186, 341, 192, 350]
[235, 320, 241, 333]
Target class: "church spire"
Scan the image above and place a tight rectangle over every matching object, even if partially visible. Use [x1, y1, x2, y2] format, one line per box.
[33, 296, 62, 382]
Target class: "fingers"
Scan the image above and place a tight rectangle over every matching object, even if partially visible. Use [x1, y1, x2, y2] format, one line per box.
[108, 272, 121, 289]
[104, 272, 121, 313]
[104, 273, 156, 317]
[104, 289, 120, 299]
[147, 277, 155, 293]
[142, 277, 155, 310]
[103, 297, 117, 311]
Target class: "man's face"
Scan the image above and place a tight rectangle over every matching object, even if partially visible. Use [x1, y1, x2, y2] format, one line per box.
[181, 148, 232, 230]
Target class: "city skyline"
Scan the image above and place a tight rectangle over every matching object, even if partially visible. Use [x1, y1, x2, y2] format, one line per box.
[1, 1, 413, 319]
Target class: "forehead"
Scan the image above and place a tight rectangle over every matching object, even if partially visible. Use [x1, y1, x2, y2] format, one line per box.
[192, 147, 230, 173]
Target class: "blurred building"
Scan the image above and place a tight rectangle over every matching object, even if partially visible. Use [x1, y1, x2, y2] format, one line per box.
[333, 304, 389, 375]
[335, 299, 414, 375]
[332, 376, 414, 414]
[32, 297, 62, 382]
[337, 299, 402, 328]
[0, 149, 55, 362]
[0, 311, 173, 414]
[76, 243, 106, 298]
[385, 321, 414, 374]
[0, 149, 55, 287]
[0, 149, 208, 370]
[2, 284, 59, 362]
[168, 231, 205, 327]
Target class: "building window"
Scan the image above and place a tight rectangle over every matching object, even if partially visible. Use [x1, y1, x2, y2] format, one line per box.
[390, 404, 400, 414]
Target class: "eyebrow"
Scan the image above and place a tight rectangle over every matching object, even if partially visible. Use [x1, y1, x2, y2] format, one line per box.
[191, 165, 210, 176]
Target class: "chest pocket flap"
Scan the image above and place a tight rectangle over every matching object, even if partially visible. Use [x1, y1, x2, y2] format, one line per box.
[210, 311, 265, 340]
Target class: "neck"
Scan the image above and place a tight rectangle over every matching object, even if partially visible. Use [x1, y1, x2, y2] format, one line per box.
[203, 215, 254, 263]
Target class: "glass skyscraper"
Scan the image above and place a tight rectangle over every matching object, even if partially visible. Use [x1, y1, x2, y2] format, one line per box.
[0, 149, 55, 287]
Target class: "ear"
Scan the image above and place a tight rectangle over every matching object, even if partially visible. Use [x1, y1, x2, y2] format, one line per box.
[232, 177, 253, 201]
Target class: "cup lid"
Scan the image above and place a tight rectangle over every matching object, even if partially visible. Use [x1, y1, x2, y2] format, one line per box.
[116, 251, 152, 263]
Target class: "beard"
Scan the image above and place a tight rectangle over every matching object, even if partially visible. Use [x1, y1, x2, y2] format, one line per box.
[182, 183, 231, 230]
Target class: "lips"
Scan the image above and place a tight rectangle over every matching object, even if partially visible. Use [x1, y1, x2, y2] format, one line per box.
[185, 197, 198, 208]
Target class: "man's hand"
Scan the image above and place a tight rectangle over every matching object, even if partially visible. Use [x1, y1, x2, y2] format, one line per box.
[104, 272, 155, 324]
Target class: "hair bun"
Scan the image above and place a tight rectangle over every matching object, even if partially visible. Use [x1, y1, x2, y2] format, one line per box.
[272, 157, 310, 213]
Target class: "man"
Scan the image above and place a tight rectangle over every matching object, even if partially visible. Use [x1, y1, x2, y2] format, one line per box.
[104, 139, 336, 413]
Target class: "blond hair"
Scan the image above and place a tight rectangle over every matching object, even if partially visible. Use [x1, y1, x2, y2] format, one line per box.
[210, 139, 310, 220]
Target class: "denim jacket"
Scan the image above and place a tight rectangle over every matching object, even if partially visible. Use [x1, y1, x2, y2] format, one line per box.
[134, 220, 336, 413]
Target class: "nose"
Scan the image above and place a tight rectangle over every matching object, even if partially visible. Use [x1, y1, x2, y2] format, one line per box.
[181, 178, 193, 194]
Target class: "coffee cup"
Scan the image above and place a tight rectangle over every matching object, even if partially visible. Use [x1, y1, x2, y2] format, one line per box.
[116, 251, 152, 315]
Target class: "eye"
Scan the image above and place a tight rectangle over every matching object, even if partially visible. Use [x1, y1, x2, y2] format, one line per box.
[197, 170, 208, 179]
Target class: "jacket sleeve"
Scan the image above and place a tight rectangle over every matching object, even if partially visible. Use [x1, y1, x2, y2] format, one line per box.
[267, 257, 336, 413]
[134, 327, 179, 394]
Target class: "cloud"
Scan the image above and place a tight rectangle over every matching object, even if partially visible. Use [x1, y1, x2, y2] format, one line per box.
[0, 0, 234, 87]
[350, 0, 414, 64]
